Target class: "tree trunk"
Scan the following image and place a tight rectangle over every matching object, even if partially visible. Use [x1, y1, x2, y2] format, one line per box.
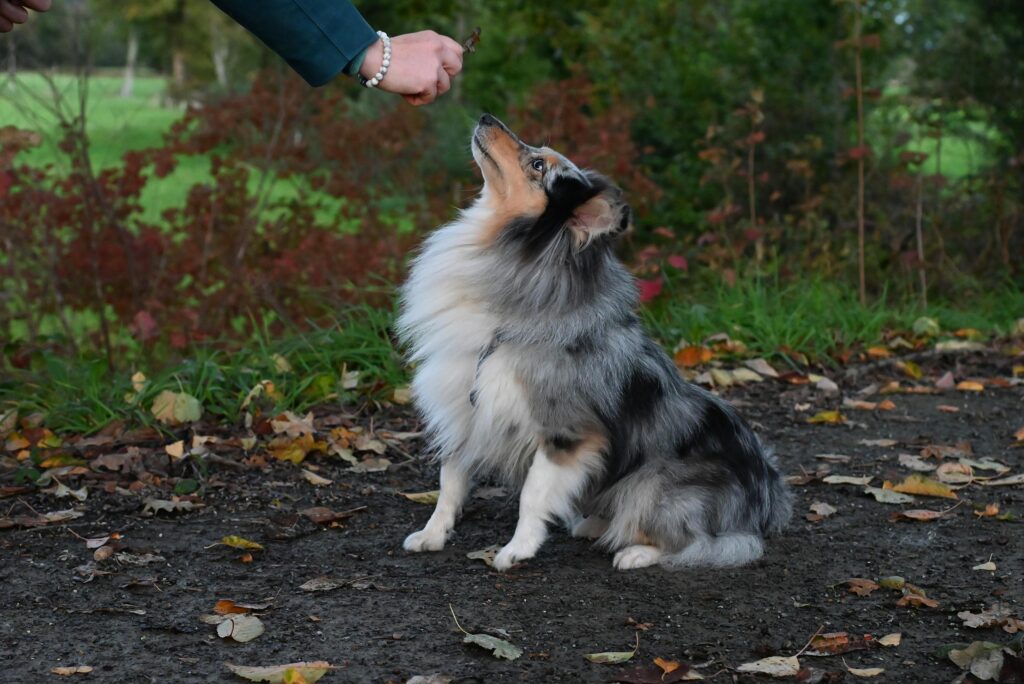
[172, 49, 186, 87]
[120, 28, 139, 98]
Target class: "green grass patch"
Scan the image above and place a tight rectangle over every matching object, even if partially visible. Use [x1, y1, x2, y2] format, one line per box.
[2, 306, 403, 435]
[4, 276, 1022, 435]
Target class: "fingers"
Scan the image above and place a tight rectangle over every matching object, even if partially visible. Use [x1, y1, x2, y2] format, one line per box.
[21, 0, 52, 10]
[0, 16, 12, 32]
[0, 1, 29, 25]
[436, 67, 451, 96]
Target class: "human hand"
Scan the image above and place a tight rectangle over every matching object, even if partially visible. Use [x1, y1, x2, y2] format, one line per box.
[0, 0, 50, 33]
[360, 30, 464, 106]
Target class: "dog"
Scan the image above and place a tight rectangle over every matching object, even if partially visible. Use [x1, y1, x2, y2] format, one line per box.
[398, 114, 791, 571]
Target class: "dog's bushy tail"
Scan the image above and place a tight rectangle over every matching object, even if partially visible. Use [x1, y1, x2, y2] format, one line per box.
[660, 533, 765, 568]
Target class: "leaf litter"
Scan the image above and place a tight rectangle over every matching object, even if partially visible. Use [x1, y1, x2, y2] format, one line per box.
[449, 605, 522, 661]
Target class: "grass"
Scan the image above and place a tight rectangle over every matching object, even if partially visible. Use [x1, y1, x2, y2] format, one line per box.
[4, 276, 1021, 434]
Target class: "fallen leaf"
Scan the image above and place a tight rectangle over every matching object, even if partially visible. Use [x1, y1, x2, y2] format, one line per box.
[654, 657, 680, 674]
[878, 633, 901, 647]
[846, 578, 880, 596]
[42, 482, 88, 502]
[142, 497, 202, 516]
[920, 441, 973, 459]
[936, 462, 973, 484]
[860, 438, 897, 447]
[890, 509, 949, 522]
[808, 410, 846, 425]
[402, 490, 440, 505]
[958, 604, 1024, 633]
[467, 545, 500, 568]
[866, 346, 892, 359]
[974, 504, 1000, 517]
[889, 474, 958, 499]
[744, 358, 778, 378]
[961, 458, 1009, 474]
[300, 469, 332, 487]
[843, 399, 880, 410]
[814, 376, 840, 394]
[216, 614, 264, 643]
[846, 664, 884, 677]
[973, 561, 997, 572]
[610, 662, 704, 682]
[736, 655, 800, 677]
[298, 506, 364, 525]
[805, 632, 872, 656]
[878, 576, 905, 590]
[674, 346, 713, 368]
[806, 501, 837, 521]
[270, 411, 316, 437]
[935, 340, 985, 352]
[221, 536, 264, 551]
[956, 380, 985, 392]
[584, 633, 639, 664]
[980, 473, 1024, 487]
[225, 661, 335, 683]
[51, 666, 93, 676]
[898, 453, 936, 472]
[391, 386, 412, 404]
[823, 475, 872, 486]
[948, 641, 1008, 680]
[348, 456, 391, 473]
[450, 606, 522, 661]
[151, 390, 202, 426]
[864, 486, 915, 504]
[815, 453, 851, 463]
[0, 508, 84, 529]
[298, 577, 347, 592]
[900, 360, 923, 380]
[937, 404, 960, 413]
[268, 434, 318, 465]
[896, 591, 939, 609]
[165, 440, 186, 459]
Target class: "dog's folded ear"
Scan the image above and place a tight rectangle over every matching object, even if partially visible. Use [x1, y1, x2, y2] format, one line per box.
[568, 181, 633, 242]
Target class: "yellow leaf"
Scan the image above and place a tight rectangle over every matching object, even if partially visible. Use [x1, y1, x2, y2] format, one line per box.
[165, 440, 185, 460]
[268, 433, 316, 465]
[807, 410, 846, 425]
[900, 361, 923, 380]
[956, 380, 985, 392]
[402, 490, 440, 505]
[283, 670, 309, 684]
[890, 474, 958, 499]
[391, 386, 412, 405]
[222, 535, 264, 551]
[1013, 365, 1024, 378]
[272, 353, 292, 373]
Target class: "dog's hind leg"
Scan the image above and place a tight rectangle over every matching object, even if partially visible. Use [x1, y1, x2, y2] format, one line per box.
[494, 445, 601, 570]
[404, 461, 471, 552]
[571, 515, 609, 539]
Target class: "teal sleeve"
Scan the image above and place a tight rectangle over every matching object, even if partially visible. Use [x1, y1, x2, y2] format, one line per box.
[209, 0, 379, 87]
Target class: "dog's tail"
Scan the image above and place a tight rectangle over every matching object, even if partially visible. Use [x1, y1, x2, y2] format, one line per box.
[660, 533, 765, 568]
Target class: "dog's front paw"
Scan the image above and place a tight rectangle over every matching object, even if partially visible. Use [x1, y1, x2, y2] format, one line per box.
[403, 528, 446, 552]
[493, 540, 538, 571]
[613, 544, 662, 570]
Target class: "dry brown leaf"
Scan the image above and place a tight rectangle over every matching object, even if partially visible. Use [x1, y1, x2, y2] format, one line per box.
[937, 404, 960, 413]
[896, 591, 939, 609]
[736, 655, 801, 677]
[653, 657, 681, 674]
[878, 633, 901, 647]
[846, 578, 880, 596]
[860, 438, 898, 448]
[165, 440, 186, 459]
[300, 469, 332, 487]
[956, 380, 985, 392]
[805, 632, 873, 656]
[973, 503, 1000, 517]
[674, 345, 714, 368]
[935, 462, 973, 484]
[806, 501, 837, 522]
[51, 666, 93, 676]
[889, 509, 948, 522]
[299, 506, 365, 525]
[866, 346, 892, 359]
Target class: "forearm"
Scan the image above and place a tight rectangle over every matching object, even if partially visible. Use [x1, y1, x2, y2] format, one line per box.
[209, 0, 378, 86]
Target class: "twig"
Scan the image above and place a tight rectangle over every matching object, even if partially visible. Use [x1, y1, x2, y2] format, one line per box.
[793, 623, 825, 658]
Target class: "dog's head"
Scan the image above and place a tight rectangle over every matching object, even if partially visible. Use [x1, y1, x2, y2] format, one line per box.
[471, 114, 632, 249]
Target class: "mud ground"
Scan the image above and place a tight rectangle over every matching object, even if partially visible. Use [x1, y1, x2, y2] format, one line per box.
[1, 351, 1022, 683]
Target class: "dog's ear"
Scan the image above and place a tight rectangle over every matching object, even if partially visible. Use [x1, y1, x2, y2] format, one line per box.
[568, 177, 632, 241]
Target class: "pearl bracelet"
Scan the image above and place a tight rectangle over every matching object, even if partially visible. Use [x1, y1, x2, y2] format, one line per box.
[359, 31, 391, 88]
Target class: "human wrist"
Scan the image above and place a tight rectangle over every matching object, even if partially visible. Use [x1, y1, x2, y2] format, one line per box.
[358, 36, 384, 80]
[357, 32, 392, 88]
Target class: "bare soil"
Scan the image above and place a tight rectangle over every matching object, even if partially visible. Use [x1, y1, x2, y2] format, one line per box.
[2, 351, 1022, 683]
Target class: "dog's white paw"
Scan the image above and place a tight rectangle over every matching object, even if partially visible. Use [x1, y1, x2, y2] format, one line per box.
[613, 544, 662, 570]
[571, 516, 609, 539]
[403, 528, 446, 552]
[493, 539, 539, 571]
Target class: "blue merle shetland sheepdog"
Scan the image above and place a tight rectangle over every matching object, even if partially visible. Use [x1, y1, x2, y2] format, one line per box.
[397, 114, 791, 571]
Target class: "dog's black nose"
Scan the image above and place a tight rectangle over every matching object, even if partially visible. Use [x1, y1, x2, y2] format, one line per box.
[479, 113, 499, 127]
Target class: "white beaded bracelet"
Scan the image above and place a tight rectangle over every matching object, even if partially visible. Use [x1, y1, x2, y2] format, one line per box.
[359, 31, 391, 88]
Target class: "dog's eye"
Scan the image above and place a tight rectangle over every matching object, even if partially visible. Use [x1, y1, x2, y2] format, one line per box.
[531, 158, 545, 173]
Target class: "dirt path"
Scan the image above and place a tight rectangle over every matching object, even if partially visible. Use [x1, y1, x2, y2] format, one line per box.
[2, 351, 1022, 683]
